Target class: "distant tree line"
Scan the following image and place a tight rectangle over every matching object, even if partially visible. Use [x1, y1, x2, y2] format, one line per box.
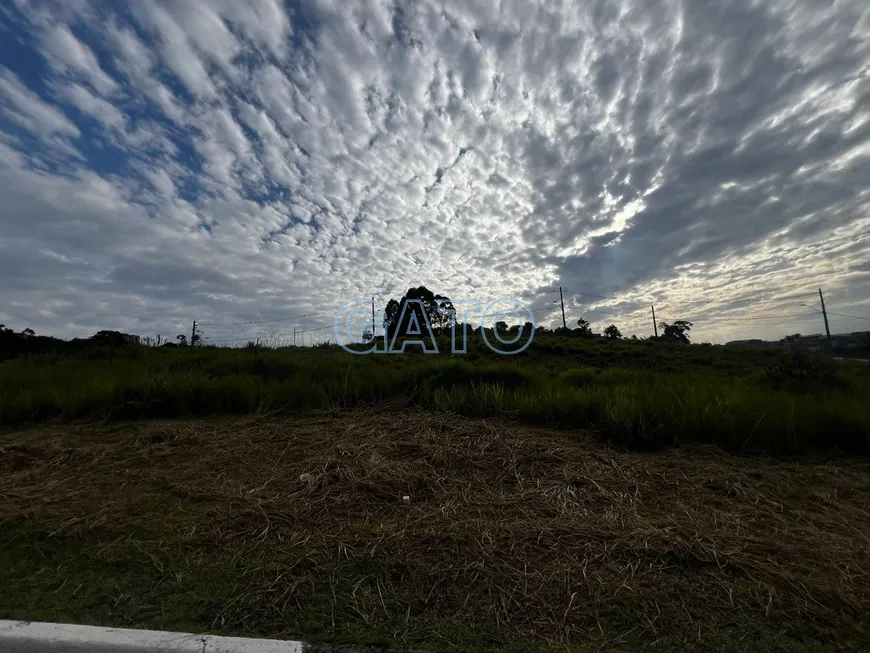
[380, 287, 695, 344]
[0, 324, 201, 361]
[2, 295, 696, 360]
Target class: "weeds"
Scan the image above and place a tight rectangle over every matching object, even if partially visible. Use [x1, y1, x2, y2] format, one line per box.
[763, 349, 847, 391]
[0, 342, 868, 454]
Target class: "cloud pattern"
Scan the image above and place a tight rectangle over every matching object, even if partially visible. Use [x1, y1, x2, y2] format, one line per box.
[1, 0, 869, 344]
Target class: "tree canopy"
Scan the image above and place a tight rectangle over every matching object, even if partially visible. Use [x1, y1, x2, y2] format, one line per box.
[659, 320, 693, 343]
[576, 318, 593, 336]
[384, 286, 454, 339]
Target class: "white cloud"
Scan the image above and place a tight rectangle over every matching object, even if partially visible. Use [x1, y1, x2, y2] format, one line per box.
[55, 81, 125, 129]
[0, 68, 80, 138]
[40, 24, 118, 95]
[210, 0, 292, 60]
[0, 0, 869, 344]
[128, 2, 218, 99]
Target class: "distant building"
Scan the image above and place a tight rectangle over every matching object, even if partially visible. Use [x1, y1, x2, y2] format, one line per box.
[726, 331, 870, 352]
[780, 334, 825, 351]
[780, 332, 870, 352]
[725, 339, 779, 348]
[831, 331, 870, 350]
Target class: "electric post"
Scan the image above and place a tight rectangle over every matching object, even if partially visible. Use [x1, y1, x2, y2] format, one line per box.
[819, 288, 833, 352]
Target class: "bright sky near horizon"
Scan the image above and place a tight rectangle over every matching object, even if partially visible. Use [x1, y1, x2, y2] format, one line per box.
[1, 0, 869, 344]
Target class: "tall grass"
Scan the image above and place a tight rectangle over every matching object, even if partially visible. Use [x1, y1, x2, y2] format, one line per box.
[1, 343, 868, 454]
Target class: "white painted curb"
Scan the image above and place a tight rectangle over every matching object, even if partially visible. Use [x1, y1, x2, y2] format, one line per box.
[0, 620, 307, 652]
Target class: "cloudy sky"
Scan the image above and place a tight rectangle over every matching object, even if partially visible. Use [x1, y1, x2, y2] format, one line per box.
[1, 0, 869, 345]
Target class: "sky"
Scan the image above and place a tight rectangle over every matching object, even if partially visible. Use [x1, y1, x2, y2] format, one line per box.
[1, 0, 869, 346]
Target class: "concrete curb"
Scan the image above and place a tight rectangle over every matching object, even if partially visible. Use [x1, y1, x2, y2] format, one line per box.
[0, 620, 307, 652]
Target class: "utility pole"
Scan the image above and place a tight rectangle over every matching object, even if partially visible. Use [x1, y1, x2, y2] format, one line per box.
[819, 288, 832, 351]
[651, 305, 658, 338]
[372, 297, 376, 340]
[190, 320, 196, 348]
[293, 328, 296, 347]
[559, 286, 567, 330]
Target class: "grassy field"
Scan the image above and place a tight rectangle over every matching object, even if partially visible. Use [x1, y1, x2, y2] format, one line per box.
[1, 337, 869, 454]
[1, 338, 870, 651]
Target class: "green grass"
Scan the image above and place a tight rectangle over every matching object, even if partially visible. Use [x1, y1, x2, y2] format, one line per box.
[3, 338, 869, 651]
[1, 338, 868, 455]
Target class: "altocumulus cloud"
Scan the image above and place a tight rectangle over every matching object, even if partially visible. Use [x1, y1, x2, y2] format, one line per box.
[1, 0, 869, 344]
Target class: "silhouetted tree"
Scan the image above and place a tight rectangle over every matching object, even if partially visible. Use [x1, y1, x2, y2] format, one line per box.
[92, 330, 129, 347]
[177, 334, 188, 346]
[1, 325, 144, 360]
[1, 326, 69, 359]
[384, 286, 454, 339]
[603, 324, 622, 340]
[576, 318, 593, 337]
[659, 320, 693, 343]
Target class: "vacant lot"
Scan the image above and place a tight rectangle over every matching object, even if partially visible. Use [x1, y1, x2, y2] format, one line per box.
[2, 339, 869, 454]
[2, 412, 869, 652]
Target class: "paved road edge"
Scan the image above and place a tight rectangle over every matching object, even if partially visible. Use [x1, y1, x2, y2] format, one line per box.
[0, 620, 307, 652]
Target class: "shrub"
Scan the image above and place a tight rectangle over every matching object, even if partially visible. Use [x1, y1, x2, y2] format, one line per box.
[763, 350, 847, 392]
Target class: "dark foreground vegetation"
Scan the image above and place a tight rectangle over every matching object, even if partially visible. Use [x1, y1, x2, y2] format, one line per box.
[3, 327, 870, 652]
[1, 333, 868, 455]
[2, 414, 869, 652]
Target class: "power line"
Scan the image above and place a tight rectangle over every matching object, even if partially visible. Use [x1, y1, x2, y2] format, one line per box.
[198, 308, 336, 327]
[826, 311, 870, 322]
[573, 306, 650, 318]
[296, 324, 334, 334]
[64, 285, 867, 349]
[695, 312, 816, 322]
[73, 311, 191, 320]
[666, 312, 816, 324]
[205, 323, 336, 346]
[561, 288, 620, 302]
[529, 305, 560, 315]
[561, 289, 830, 311]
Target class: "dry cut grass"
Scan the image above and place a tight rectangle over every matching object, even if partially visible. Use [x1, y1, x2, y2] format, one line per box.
[1, 411, 869, 652]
